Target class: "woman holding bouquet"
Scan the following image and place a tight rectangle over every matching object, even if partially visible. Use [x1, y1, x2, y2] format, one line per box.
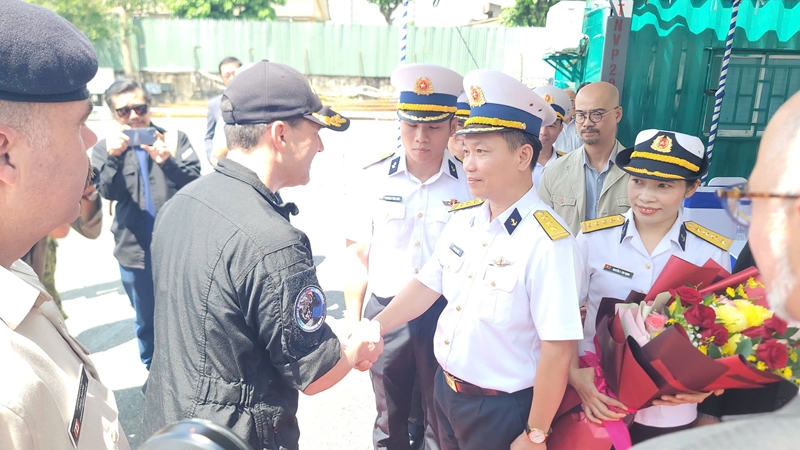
[570, 129, 730, 444]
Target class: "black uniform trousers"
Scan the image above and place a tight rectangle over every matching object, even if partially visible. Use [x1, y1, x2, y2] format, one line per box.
[433, 367, 533, 450]
[365, 294, 446, 450]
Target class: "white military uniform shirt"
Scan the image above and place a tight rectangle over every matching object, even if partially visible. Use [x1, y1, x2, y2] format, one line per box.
[417, 187, 585, 393]
[532, 149, 559, 190]
[576, 209, 731, 428]
[348, 152, 472, 298]
[0, 261, 129, 450]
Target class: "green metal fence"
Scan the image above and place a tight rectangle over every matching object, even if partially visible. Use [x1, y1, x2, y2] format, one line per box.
[95, 19, 555, 80]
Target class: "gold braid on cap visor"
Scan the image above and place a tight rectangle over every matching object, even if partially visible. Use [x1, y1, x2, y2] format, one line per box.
[624, 167, 684, 180]
[398, 103, 458, 113]
[455, 109, 471, 117]
[397, 110, 452, 122]
[630, 151, 700, 173]
[465, 116, 527, 130]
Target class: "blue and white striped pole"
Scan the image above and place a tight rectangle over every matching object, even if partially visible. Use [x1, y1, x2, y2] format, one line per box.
[397, 0, 409, 149]
[704, 0, 741, 184]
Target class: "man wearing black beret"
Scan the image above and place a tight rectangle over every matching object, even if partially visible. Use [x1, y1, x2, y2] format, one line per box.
[143, 60, 384, 450]
[0, 0, 130, 448]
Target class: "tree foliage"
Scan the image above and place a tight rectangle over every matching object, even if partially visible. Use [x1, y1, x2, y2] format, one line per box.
[367, 0, 402, 25]
[501, 0, 559, 27]
[163, 0, 286, 19]
[28, 0, 118, 41]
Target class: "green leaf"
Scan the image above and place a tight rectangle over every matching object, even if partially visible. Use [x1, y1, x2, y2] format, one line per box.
[707, 344, 723, 359]
[736, 338, 754, 358]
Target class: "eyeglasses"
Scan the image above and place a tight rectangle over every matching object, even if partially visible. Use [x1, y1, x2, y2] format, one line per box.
[574, 106, 619, 124]
[115, 104, 148, 119]
[716, 183, 800, 227]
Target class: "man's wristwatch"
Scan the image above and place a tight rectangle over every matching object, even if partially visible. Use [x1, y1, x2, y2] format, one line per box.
[524, 424, 551, 444]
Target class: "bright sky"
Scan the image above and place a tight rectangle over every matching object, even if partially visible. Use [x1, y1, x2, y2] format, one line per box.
[329, 0, 519, 27]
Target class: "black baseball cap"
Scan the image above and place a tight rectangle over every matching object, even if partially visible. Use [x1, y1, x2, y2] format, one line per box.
[221, 60, 350, 131]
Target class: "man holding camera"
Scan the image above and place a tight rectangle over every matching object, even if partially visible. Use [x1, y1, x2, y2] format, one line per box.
[91, 80, 201, 370]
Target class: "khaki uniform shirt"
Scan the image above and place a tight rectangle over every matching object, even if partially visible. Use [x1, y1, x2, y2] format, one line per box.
[0, 261, 129, 450]
[538, 140, 630, 235]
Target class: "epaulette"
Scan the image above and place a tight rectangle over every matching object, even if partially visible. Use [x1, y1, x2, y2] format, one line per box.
[363, 151, 395, 169]
[684, 221, 733, 251]
[449, 198, 485, 212]
[534, 210, 570, 241]
[556, 151, 566, 157]
[581, 214, 626, 234]
[454, 154, 463, 163]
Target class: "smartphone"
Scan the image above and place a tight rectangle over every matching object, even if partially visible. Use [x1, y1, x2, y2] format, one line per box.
[123, 127, 158, 147]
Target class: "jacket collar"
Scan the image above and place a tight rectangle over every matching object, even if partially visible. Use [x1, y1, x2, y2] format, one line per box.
[0, 261, 50, 331]
[214, 158, 299, 221]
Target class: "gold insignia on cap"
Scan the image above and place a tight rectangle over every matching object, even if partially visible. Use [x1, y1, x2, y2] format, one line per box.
[449, 198, 485, 212]
[534, 211, 570, 241]
[581, 214, 626, 234]
[684, 221, 732, 251]
[468, 85, 486, 107]
[313, 112, 347, 128]
[413, 77, 435, 96]
[651, 135, 673, 153]
[543, 93, 554, 104]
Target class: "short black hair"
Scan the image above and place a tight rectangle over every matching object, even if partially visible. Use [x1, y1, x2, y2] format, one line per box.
[219, 56, 242, 74]
[500, 130, 542, 171]
[104, 79, 152, 110]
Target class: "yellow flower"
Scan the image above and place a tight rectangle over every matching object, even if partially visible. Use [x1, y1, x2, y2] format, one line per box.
[716, 304, 749, 333]
[757, 361, 768, 371]
[733, 300, 773, 328]
[721, 333, 743, 356]
[783, 367, 793, 378]
[791, 351, 798, 364]
[698, 345, 708, 355]
[666, 318, 676, 325]
[726, 287, 736, 297]
[747, 355, 757, 362]
[669, 301, 678, 315]
[746, 277, 761, 289]
[736, 285, 748, 299]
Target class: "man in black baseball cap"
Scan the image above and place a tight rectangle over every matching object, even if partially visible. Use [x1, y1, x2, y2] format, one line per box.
[143, 61, 380, 450]
[0, 0, 130, 448]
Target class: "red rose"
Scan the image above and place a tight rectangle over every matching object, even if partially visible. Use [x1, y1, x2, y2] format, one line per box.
[700, 324, 730, 346]
[765, 316, 789, 335]
[756, 340, 789, 370]
[742, 326, 772, 340]
[670, 286, 704, 306]
[684, 304, 717, 328]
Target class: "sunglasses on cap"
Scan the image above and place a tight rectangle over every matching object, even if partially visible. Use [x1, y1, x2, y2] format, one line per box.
[116, 104, 149, 119]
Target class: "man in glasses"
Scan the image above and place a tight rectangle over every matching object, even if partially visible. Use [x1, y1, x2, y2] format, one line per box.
[631, 93, 800, 450]
[538, 81, 630, 234]
[206, 56, 241, 164]
[91, 79, 201, 370]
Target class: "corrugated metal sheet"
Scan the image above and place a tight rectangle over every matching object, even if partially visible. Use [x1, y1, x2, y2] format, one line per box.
[96, 19, 554, 80]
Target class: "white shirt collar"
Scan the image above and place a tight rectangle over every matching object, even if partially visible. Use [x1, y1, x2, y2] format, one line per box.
[388, 152, 457, 183]
[0, 261, 51, 330]
[622, 209, 685, 256]
[474, 186, 542, 232]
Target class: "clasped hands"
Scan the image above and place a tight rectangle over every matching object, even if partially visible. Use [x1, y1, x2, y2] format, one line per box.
[345, 319, 384, 372]
[570, 367, 724, 424]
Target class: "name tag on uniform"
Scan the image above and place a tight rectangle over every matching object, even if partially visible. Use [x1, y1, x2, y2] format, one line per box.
[380, 195, 403, 203]
[69, 364, 89, 448]
[449, 243, 464, 257]
[603, 264, 633, 279]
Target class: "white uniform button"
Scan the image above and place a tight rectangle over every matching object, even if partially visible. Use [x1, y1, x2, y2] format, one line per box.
[456, 306, 462, 311]
[414, 268, 419, 274]
[444, 339, 450, 345]
[417, 213, 423, 218]
[482, 242, 488, 247]
[490, 281, 496, 287]
[414, 241, 420, 246]
[645, 263, 651, 269]
[421, 184, 427, 189]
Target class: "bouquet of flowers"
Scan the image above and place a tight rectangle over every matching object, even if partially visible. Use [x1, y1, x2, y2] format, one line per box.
[548, 259, 793, 450]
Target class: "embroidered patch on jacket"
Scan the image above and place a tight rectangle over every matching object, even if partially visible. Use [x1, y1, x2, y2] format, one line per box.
[295, 286, 327, 333]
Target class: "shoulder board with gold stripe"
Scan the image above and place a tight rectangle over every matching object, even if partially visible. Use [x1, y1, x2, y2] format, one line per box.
[581, 214, 626, 234]
[448, 198, 485, 212]
[684, 221, 733, 251]
[534, 210, 570, 241]
[363, 151, 395, 169]
[556, 151, 566, 157]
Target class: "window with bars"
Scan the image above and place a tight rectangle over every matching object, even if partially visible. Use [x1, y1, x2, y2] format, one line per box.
[704, 51, 800, 137]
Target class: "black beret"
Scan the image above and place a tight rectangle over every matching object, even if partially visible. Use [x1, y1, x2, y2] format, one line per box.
[222, 61, 350, 132]
[0, 0, 98, 103]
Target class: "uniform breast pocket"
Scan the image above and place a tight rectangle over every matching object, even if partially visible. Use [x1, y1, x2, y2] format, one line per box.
[552, 195, 577, 208]
[373, 202, 407, 240]
[616, 196, 631, 210]
[478, 266, 517, 326]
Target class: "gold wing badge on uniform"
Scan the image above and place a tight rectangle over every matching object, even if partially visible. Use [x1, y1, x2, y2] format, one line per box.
[534, 211, 570, 241]
[489, 256, 513, 267]
[683, 221, 733, 251]
[449, 198, 485, 212]
[580, 214, 626, 234]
